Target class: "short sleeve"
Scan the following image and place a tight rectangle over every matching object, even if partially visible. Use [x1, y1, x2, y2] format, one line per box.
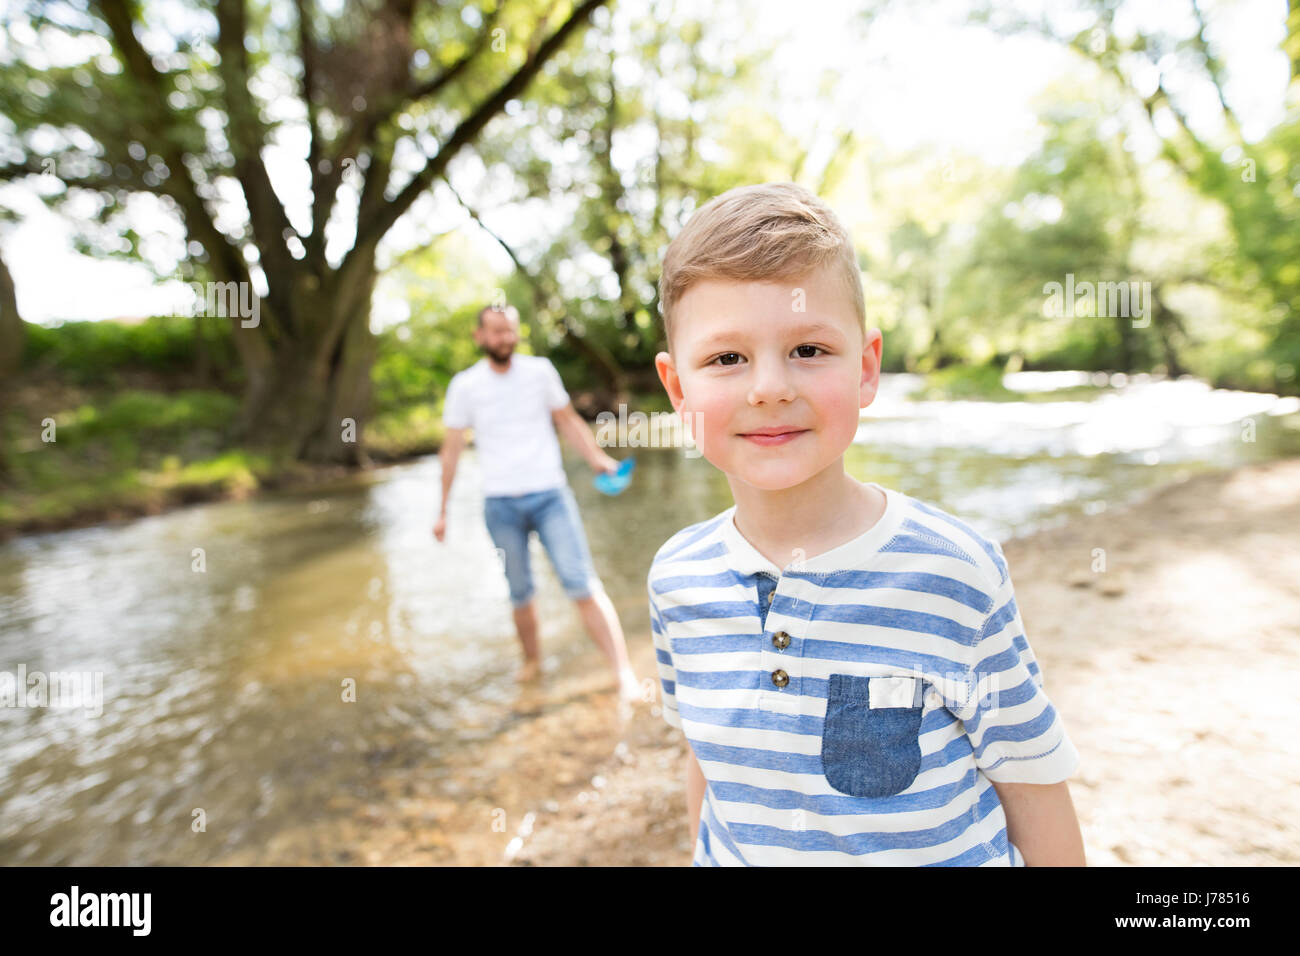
[648, 577, 683, 730]
[442, 374, 470, 429]
[961, 553, 1079, 784]
[540, 358, 570, 412]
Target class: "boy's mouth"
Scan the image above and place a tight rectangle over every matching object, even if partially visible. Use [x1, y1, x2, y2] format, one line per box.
[737, 427, 809, 446]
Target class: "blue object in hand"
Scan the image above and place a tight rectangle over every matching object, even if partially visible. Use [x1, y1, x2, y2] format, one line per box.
[593, 457, 636, 496]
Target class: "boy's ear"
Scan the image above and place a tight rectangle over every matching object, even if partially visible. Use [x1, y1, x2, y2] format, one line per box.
[859, 328, 883, 409]
[654, 350, 685, 414]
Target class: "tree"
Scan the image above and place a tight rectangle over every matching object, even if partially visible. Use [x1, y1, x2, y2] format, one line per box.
[971, 0, 1300, 391]
[0, 0, 610, 462]
[944, 87, 1224, 375]
[445, 0, 832, 405]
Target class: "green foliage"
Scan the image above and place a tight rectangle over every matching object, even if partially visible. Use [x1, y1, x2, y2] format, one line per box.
[20, 315, 232, 384]
[371, 319, 470, 414]
[907, 364, 1020, 402]
[368, 245, 488, 457]
[372, 233, 495, 414]
[365, 402, 446, 461]
[53, 389, 239, 444]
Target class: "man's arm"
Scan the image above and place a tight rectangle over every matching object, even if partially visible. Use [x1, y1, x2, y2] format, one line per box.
[990, 779, 1087, 866]
[686, 749, 706, 851]
[551, 403, 618, 474]
[433, 427, 466, 542]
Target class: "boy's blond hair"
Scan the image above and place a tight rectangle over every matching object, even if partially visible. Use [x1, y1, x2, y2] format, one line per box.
[657, 182, 864, 351]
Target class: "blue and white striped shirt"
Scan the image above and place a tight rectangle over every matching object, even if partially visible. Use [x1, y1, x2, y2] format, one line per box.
[647, 482, 1080, 866]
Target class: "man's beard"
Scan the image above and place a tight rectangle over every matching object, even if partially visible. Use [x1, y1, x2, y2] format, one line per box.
[483, 343, 514, 364]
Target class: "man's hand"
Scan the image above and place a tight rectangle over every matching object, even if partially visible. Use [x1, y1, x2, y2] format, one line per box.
[437, 428, 465, 542]
[590, 451, 619, 475]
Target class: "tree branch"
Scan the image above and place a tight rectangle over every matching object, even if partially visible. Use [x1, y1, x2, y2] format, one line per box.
[350, 0, 609, 258]
[93, 0, 258, 304]
[1188, 0, 1243, 140]
[445, 180, 623, 391]
[214, 0, 300, 331]
[309, 3, 502, 263]
[296, 0, 329, 266]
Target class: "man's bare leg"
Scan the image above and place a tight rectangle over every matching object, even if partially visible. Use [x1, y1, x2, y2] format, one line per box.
[575, 589, 639, 699]
[513, 600, 541, 682]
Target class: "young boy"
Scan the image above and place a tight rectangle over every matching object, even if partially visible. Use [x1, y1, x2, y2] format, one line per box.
[648, 182, 1085, 866]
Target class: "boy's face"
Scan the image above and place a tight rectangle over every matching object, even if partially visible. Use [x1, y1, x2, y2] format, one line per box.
[655, 264, 882, 492]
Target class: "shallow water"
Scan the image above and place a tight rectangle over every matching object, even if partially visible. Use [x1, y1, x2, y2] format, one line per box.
[2, 372, 1297, 863]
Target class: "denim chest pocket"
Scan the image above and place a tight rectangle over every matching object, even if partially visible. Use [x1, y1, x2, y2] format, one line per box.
[820, 673, 925, 798]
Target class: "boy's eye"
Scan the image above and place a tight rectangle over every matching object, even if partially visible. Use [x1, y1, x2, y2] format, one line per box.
[709, 346, 824, 365]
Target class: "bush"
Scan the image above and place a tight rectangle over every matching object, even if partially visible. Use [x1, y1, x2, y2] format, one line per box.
[54, 390, 239, 444]
[907, 363, 1020, 401]
[20, 315, 233, 383]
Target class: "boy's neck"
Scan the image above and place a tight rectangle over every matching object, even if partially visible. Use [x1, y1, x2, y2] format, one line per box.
[727, 461, 885, 571]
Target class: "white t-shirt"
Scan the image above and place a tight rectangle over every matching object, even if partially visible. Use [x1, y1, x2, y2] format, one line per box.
[442, 354, 571, 497]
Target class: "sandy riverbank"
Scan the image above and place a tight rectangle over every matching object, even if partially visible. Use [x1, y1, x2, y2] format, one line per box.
[217, 456, 1300, 866]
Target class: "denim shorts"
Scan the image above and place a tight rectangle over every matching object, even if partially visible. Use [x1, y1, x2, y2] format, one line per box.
[483, 485, 603, 608]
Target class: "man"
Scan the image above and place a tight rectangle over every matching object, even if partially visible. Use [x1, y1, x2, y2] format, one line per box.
[434, 304, 639, 700]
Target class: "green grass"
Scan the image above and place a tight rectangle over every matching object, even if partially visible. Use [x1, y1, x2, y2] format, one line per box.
[907, 364, 1022, 401]
[0, 380, 462, 532]
[907, 365, 1114, 403]
[1017, 384, 1112, 402]
[0, 387, 277, 532]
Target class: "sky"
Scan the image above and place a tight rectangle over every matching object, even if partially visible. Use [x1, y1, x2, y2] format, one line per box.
[0, 0, 1290, 325]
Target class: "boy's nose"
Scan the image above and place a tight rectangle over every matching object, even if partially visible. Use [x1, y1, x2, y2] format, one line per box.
[746, 356, 796, 405]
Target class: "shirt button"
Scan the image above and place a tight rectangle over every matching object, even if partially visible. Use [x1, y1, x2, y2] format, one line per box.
[771, 630, 791, 650]
[770, 668, 789, 688]
[766, 590, 775, 604]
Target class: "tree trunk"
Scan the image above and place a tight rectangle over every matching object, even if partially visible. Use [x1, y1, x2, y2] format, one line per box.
[194, 310, 212, 387]
[237, 269, 376, 466]
[0, 250, 22, 380]
[0, 250, 22, 483]
[307, 294, 375, 465]
[1151, 286, 1187, 378]
[561, 323, 626, 399]
[1288, 0, 1299, 85]
[1113, 311, 1135, 372]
